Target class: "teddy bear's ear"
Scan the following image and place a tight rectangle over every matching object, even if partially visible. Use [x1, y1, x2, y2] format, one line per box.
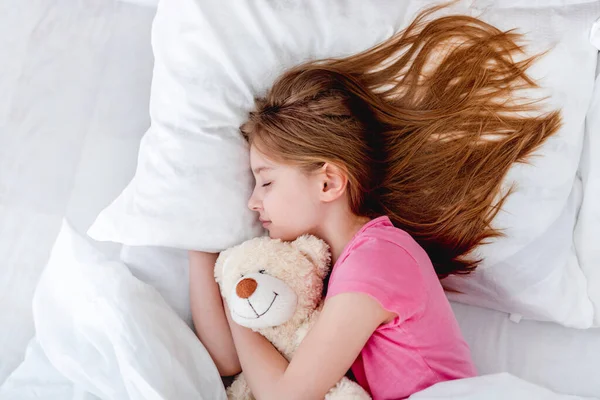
[291, 235, 331, 279]
[214, 247, 233, 284]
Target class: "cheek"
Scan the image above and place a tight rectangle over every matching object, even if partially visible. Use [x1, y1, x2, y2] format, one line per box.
[269, 183, 320, 223]
[264, 187, 296, 215]
[278, 183, 311, 210]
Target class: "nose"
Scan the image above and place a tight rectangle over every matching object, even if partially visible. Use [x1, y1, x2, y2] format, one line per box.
[236, 278, 258, 299]
[247, 188, 262, 211]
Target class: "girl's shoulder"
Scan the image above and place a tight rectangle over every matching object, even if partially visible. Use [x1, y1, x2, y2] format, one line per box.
[340, 215, 431, 272]
[327, 217, 434, 321]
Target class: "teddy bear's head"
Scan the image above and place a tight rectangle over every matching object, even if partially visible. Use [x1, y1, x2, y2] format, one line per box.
[215, 235, 330, 330]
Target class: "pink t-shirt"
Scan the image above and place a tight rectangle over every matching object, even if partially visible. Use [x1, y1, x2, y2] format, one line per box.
[326, 216, 477, 400]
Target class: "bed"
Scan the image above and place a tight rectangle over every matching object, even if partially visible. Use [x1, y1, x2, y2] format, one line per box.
[1, 0, 599, 399]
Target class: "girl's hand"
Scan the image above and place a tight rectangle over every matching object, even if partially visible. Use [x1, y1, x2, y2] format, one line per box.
[189, 251, 241, 376]
[227, 291, 395, 400]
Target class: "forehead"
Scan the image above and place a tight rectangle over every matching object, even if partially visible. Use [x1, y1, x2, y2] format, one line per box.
[249, 145, 311, 180]
[250, 145, 277, 170]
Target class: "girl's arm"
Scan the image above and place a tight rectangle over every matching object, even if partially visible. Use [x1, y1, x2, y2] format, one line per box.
[189, 250, 241, 376]
[226, 292, 396, 400]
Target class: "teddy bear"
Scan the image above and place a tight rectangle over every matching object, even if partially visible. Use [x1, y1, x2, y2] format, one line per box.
[214, 234, 371, 400]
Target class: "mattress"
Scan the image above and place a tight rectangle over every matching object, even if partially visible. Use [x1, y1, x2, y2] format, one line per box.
[1, 0, 599, 398]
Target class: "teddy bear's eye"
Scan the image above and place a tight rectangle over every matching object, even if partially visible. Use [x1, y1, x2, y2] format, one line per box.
[258, 269, 266, 274]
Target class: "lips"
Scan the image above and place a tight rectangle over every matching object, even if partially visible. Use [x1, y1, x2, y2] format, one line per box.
[259, 218, 271, 227]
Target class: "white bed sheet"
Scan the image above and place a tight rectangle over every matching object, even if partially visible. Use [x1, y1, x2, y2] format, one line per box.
[452, 302, 600, 398]
[1, 0, 600, 398]
[0, 0, 155, 384]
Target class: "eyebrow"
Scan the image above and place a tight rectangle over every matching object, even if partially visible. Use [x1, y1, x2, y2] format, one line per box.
[252, 166, 273, 174]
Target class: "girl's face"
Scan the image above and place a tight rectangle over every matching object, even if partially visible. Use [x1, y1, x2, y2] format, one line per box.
[248, 145, 324, 241]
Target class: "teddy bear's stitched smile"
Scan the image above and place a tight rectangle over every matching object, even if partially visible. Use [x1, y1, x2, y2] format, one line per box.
[235, 291, 279, 319]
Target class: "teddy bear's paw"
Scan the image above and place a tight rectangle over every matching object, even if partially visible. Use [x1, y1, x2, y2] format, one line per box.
[226, 373, 254, 400]
[325, 377, 371, 399]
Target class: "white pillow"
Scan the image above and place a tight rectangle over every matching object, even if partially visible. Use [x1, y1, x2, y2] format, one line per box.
[573, 22, 600, 327]
[88, 0, 600, 327]
[433, 1, 600, 329]
[33, 221, 226, 400]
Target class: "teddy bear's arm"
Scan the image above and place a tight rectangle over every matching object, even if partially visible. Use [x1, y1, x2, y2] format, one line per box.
[293, 302, 322, 348]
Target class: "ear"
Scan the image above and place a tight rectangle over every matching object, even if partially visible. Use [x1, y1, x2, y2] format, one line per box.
[214, 247, 233, 285]
[319, 162, 348, 203]
[291, 235, 331, 279]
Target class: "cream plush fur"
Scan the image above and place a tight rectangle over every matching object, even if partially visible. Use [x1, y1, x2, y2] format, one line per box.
[215, 235, 371, 400]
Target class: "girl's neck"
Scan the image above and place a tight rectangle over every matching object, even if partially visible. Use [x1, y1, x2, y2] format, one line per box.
[317, 209, 371, 265]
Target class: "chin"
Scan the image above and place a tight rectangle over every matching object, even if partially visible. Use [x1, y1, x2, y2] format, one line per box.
[269, 230, 304, 242]
[268, 230, 284, 240]
[265, 227, 284, 241]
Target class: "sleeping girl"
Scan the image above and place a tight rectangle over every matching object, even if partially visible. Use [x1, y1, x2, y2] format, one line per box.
[189, 4, 561, 399]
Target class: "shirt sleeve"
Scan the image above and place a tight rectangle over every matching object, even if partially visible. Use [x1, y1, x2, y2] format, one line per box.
[326, 236, 429, 324]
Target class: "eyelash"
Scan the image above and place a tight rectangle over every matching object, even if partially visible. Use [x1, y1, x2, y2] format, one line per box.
[262, 182, 272, 188]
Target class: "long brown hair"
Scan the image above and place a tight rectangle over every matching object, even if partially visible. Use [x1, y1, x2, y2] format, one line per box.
[240, 4, 561, 278]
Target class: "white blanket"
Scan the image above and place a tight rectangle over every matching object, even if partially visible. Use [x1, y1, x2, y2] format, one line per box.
[28, 222, 227, 400]
[0, 338, 99, 400]
[2, 221, 594, 400]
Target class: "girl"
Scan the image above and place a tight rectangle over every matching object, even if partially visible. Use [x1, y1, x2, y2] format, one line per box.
[189, 5, 561, 400]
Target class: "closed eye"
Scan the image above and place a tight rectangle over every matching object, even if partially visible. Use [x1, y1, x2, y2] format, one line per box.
[262, 182, 272, 188]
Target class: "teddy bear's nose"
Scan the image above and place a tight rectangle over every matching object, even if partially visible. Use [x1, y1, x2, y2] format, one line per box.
[236, 278, 258, 299]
